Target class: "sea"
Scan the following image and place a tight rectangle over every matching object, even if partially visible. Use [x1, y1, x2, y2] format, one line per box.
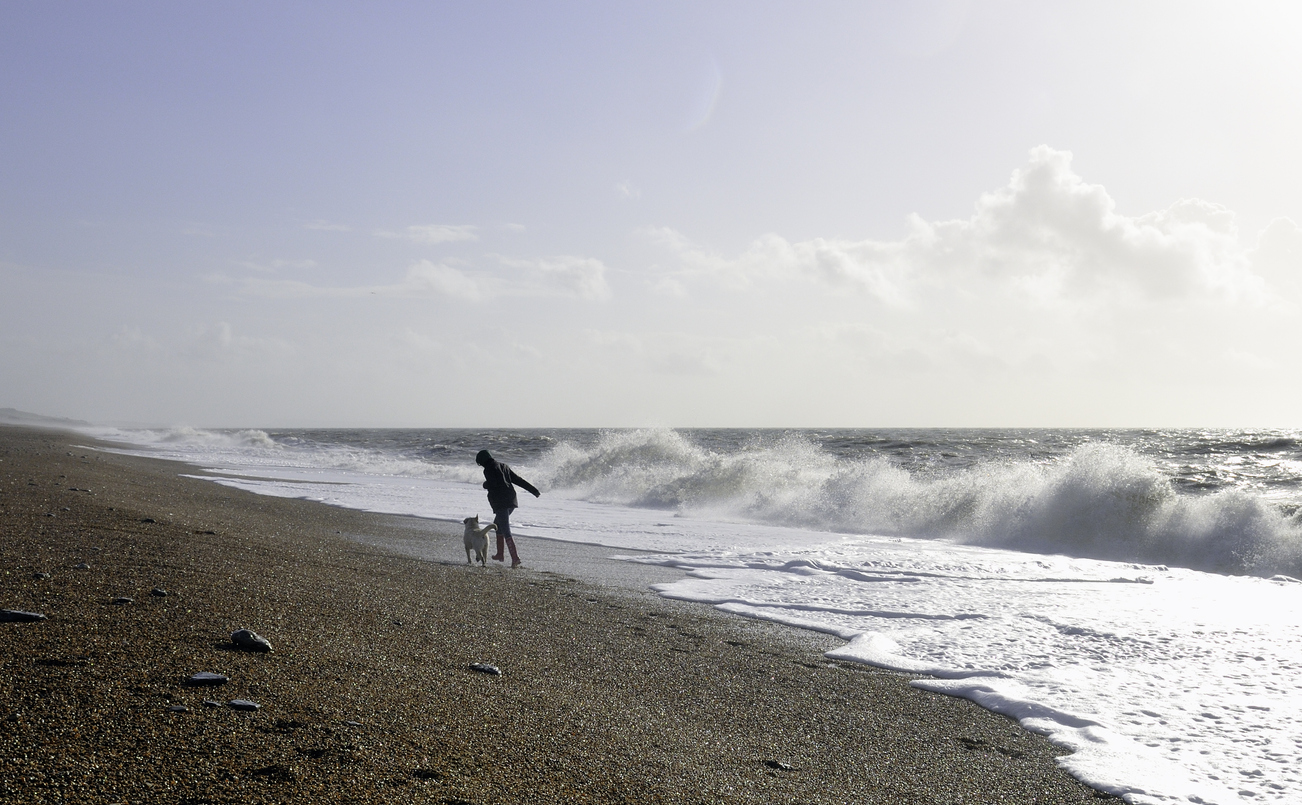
[80, 426, 1302, 805]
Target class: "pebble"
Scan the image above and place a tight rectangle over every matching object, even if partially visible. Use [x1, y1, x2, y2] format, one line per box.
[469, 662, 501, 675]
[32, 572, 51, 580]
[229, 699, 260, 711]
[764, 760, 796, 771]
[112, 597, 133, 605]
[202, 699, 222, 708]
[231, 628, 273, 652]
[1, 609, 48, 623]
[168, 705, 188, 713]
[73, 563, 90, 570]
[187, 672, 229, 686]
[150, 588, 168, 597]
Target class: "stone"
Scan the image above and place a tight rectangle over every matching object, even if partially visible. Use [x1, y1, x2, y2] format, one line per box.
[187, 672, 228, 686]
[73, 563, 90, 570]
[32, 572, 51, 580]
[1, 610, 47, 623]
[150, 588, 168, 597]
[202, 699, 222, 708]
[231, 629, 273, 652]
[168, 705, 188, 713]
[469, 662, 501, 675]
[763, 760, 795, 771]
[229, 699, 260, 711]
[113, 597, 133, 605]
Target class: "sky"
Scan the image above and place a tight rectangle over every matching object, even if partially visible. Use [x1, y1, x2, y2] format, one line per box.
[4, 1, 1302, 428]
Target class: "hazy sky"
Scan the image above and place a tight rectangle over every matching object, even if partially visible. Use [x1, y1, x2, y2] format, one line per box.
[4, 1, 1302, 427]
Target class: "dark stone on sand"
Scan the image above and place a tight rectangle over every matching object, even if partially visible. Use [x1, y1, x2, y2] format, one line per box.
[150, 588, 168, 597]
[343, 720, 362, 727]
[32, 572, 51, 580]
[73, 563, 90, 570]
[140, 517, 155, 523]
[250, 763, 295, 781]
[187, 672, 229, 686]
[413, 768, 442, 781]
[202, 699, 222, 708]
[231, 628, 273, 652]
[764, 760, 795, 771]
[229, 699, 260, 711]
[113, 597, 133, 605]
[168, 705, 188, 713]
[1, 609, 48, 623]
[469, 662, 501, 675]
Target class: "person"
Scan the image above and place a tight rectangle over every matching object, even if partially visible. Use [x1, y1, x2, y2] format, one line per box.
[474, 449, 540, 567]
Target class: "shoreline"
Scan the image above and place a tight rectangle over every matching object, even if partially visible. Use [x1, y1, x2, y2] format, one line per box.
[0, 424, 1108, 803]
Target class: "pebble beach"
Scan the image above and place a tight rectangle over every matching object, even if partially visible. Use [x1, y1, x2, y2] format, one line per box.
[0, 425, 1108, 804]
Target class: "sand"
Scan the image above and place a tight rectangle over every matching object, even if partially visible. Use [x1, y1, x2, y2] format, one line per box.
[0, 425, 1110, 803]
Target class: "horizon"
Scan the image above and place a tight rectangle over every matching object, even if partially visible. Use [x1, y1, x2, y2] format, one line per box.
[5, 2, 1302, 428]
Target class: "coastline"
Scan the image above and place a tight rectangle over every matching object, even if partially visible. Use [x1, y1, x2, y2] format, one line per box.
[0, 424, 1107, 803]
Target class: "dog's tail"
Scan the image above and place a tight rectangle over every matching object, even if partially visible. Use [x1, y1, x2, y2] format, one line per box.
[485, 523, 497, 534]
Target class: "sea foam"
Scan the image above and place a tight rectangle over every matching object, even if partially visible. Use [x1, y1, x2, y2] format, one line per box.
[536, 429, 1302, 577]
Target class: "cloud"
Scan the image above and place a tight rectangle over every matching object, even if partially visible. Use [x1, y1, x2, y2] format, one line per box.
[235, 254, 609, 302]
[583, 329, 718, 376]
[648, 146, 1270, 309]
[497, 255, 612, 300]
[683, 58, 723, 132]
[375, 224, 479, 244]
[403, 260, 487, 300]
[236, 260, 489, 300]
[615, 181, 641, 200]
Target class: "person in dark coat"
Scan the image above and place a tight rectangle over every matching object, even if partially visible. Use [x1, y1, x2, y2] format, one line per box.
[475, 449, 540, 567]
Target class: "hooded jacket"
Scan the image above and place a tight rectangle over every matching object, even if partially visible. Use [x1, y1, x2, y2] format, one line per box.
[476, 450, 540, 513]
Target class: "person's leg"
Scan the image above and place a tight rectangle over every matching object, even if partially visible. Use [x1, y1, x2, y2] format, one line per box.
[492, 510, 508, 561]
[494, 508, 520, 566]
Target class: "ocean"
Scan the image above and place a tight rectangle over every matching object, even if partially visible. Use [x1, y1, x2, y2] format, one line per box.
[82, 426, 1302, 805]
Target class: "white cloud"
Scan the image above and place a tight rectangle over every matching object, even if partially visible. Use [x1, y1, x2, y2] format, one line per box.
[648, 146, 1271, 310]
[497, 255, 612, 300]
[403, 260, 486, 300]
[236, 260, 490, 300]
[234, 254, 609, 302]
[375, 224, 479, 244]
[583, 329, 718, 376]
[615, 180, 641, 200]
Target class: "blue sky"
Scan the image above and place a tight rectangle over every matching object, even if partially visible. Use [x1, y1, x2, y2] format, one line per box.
[4, 1, 1302, 426]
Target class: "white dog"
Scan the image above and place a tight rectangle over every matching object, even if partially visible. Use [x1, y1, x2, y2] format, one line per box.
[462, 516, 496, 566]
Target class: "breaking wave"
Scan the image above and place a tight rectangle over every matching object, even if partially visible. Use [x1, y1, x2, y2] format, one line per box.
[535, 429, 1302, 577]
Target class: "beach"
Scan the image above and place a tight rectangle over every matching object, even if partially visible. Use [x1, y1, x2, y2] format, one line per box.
[0, 425, 1106, 804]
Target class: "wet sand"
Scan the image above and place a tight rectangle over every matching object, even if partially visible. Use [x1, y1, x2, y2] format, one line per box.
[0, 424, 1108, 803]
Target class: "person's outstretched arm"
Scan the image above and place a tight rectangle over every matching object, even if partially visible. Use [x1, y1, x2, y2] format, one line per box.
[509, 469, 541, 498]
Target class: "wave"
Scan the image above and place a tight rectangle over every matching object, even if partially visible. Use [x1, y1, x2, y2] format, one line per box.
[88, 426, 485, 485]
[536, 430, 1302, 577]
